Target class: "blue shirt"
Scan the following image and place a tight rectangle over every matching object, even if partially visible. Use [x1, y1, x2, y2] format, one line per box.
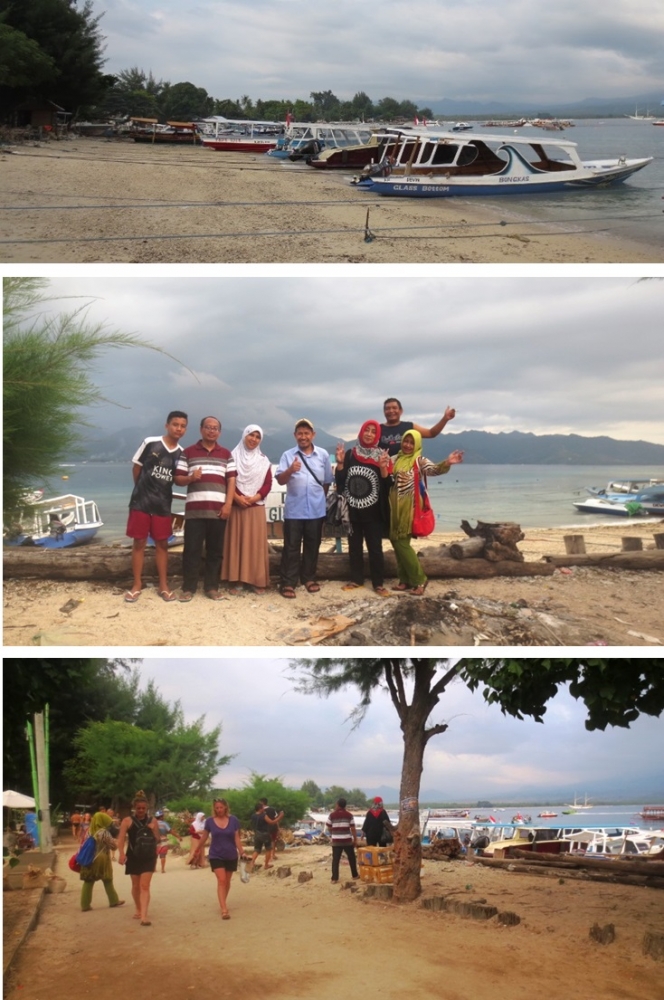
[277, 446, 332, 519]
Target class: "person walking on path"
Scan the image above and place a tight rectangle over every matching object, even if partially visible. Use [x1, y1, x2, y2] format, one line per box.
[117, 791, 160, 925]
[326, 797, 359, 883]
[334, 419, 392, 596]
[79, 811, 125, 912]
[221, 424, 272, 595]
[125, 411, 188, 602]
[175, 415, 236, 601]
[155, 811, 180, 873]
[187, 812, 207, 868]
[248, 802, 273, 872]
[197, 799, 245, 920]
[276, 418, 332, 598]
[389, 429, 463, 595]
[379, 397, 456, 456]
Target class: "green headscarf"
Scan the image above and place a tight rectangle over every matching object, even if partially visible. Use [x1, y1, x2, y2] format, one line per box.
[89, 811, 112, 837]
[390, 429, 423, 538]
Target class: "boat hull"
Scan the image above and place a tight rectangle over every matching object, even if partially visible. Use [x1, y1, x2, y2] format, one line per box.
[7, 525, 102, 548]
[201, 137, 279, 152]
[572, 499, 647, 516]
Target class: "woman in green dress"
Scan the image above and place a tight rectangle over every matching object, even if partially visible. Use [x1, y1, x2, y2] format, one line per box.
[389, 429, 463, 594]
[79, 811, 125, 911]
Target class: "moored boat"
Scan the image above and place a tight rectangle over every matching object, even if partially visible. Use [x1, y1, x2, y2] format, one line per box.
[267, 122, 375, 162]
[129, 118, 200, 144]
[200, 117, 283, 152]
[4, 494, 103, 548]
[451, 121, 473, 131]
[572, 496, 650, 516]
[352, 127, 653, 198]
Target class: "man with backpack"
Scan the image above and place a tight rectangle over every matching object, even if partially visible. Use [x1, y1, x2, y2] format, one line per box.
[117, 791, 160, 925]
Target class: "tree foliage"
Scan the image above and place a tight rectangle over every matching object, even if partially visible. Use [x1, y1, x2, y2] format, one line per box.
[2, 278, 188, 518]
[0, 0, 109, 115]
[291, 657, 663, 901]
[215, 773, 310, 827]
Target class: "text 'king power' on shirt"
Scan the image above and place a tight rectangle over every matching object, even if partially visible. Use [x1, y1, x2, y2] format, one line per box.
[129, 436, 183, 517]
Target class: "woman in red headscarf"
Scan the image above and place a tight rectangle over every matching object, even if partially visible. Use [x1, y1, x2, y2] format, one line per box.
[362, 797, 394, 847]
[334, 420, 392, 596]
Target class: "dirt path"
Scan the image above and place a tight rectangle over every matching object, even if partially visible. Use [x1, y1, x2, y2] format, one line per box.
[4, 841, 663, 1000]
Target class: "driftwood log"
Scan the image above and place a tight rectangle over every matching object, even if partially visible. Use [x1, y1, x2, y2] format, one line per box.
[510, 848, 664, 878]
[460, 520, 525, 562]
[2, 545, 557, 582]
[474, 855, 664, 889]
[543, 550, 664, 570]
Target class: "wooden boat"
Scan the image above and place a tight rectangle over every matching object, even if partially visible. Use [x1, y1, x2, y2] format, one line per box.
[199, 117, 283, 152]
[267, 122, 374, 162]
[640, 806, 664, 821]
[4, 494, 103, 548]
[352, 127, 653, 197]
[129, 119, 200, 144]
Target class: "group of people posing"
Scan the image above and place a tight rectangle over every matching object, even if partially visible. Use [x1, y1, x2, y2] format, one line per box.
[124, 397, 463, 603]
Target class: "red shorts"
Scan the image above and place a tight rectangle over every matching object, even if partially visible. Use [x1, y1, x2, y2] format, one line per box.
[126, 509, 173, 541]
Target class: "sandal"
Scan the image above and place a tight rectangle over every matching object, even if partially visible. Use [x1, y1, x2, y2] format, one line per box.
[205, 590, 226, 601]
[305, 582, 321, 593]
[280, 586, 296, 599]
[391, 583, 409, 592]
[179, 591, 194, 603]
[342, 583, 363, 591]
[410, 582, 428, 596]
[374, 587, 391, 597]
[110, 900, 126, 908]
[158, 590, 176, 602]
[252, 587, 267, 595]
[124, 590, 141, 603]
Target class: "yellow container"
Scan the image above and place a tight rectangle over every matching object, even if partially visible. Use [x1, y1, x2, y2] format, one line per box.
[359, 863, 394, 884]
[357, 846, 394, 867]
[359, 864, 377, 883]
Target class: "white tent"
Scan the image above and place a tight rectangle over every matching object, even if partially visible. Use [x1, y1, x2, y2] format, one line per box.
[3, 790, 36, 808]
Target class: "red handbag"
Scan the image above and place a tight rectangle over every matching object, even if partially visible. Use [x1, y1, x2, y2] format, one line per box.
[412, 462, 435, 537]
[68, 853, 81, 873]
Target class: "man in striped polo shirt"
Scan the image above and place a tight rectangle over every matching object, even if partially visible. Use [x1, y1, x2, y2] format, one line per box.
[326, 797, 359, 883]
[175, 416, 236, 601]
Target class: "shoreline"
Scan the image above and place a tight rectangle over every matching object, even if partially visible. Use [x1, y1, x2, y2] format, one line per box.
[3, 522, 662, 647]
[2, 138, 661, 263]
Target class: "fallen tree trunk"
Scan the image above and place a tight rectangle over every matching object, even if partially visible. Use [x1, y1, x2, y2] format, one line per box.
[543, 550, 664, 570]
[511, 848, 664, 877]
[3, 546, 557, 582]
[474, 856, 664, 888]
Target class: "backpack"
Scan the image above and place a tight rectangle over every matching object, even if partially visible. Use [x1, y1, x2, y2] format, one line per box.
[75, 835, 97, 867]
[132, 817, 157, 861]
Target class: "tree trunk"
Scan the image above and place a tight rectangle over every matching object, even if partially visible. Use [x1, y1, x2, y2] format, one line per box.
[393, 718, 427, 903]
[544, 551, 664, 569]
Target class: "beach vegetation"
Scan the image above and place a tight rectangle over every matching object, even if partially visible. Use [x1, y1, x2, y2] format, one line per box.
[2, 277, 190, 520]
[291, 658, 663, 902]
[214, 772, 310, 827]
[0, 0, 111, 118]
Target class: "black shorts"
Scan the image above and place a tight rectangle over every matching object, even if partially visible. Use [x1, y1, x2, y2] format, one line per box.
[210, 857, 238, 872]
[253, 832, 271, 852]
[125, 855, 157, 876]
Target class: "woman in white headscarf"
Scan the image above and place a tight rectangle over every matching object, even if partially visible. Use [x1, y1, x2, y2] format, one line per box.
[221, 425, 272, 595]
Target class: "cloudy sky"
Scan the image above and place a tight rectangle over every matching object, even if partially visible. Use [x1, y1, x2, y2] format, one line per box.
[135, 657, 662, 801]
[31, 276, 664, 445]
[91, 1, 664, 107]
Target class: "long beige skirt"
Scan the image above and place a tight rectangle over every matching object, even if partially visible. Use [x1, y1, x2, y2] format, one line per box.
[221, 504, 270, 588]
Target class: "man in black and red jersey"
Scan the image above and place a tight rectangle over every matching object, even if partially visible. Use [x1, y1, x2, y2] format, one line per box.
[125, 411, 188, 603]
[175, 415, 236, 601]
[379, 397, 456, 456]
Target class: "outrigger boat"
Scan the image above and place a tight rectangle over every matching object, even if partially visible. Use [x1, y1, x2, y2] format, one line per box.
[4, 494, 103, 548]
[267, 122, 374, 162]
[200, 117, 283, 153]
[352, 127, 653, 197]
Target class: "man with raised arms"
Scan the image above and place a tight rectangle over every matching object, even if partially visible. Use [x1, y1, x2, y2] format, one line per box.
[379, 397, 456, 456]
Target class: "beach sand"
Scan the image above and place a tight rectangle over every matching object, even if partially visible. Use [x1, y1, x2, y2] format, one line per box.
[1, 137, 660, 263]
[4, 835, 663, 1000]
[3, 521, 662, 647]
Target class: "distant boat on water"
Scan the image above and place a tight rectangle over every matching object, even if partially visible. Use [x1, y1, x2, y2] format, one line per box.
[625, 107, 655, 121]
[566, 794, 592, 810]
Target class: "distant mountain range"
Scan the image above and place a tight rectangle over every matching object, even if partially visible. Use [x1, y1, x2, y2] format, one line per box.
[80, 427, 664, 466]
[365, 784, 663, 805]
[426, 92, 664, 118]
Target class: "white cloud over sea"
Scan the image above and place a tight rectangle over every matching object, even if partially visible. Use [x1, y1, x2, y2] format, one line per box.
[136, 658, 663, 801]
[92, 0, 664, 105]
[32, 276, 664, 446]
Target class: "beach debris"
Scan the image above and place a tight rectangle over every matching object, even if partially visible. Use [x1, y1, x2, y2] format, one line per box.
[642, 930, 664, 961]
[589, 923, 616, 945]
[59, 598, 84, 615]
[297, 871, 313, 883]
[626, 630, 662, 644]
[276, 614, 356, 645]
[276, 866, 292, 879]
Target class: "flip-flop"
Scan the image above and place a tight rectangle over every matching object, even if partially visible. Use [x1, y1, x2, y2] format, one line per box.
[391, 583, 409, 591]
[342, 583, 363, 591]
[221, 913, 231, 920]
[410, 582, 428, 596]
[205, 590, 226, 601]
[124, 590, 141, 603]
[374, 587, 391, 597]
[158, 590, 176, 602]
[305, 582, 321, 593]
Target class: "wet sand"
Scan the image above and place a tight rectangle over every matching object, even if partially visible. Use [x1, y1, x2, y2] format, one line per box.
[1, 137, 660, 263]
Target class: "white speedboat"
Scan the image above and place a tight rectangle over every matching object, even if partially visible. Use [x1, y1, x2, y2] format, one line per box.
[451, 122, 473, 131]
[4, 494, 103, 548]
[572, 496, 649, 516]
[352, 128, 653, 197]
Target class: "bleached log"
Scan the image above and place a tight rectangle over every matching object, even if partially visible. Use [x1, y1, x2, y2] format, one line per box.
[448, 537, 486, 560]
[543, 551, 664, 570]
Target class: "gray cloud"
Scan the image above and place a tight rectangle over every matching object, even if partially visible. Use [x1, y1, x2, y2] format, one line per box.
[35, 276, 664, 446]
[94, 1, 664, 104]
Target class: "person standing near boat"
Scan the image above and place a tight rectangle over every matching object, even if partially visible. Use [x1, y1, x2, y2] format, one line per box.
[174, 416, 236, 602]
[125, 411, 188, 603]
[221, 424, 272, 595]
[389, 430, 463, 595]
[380, 397, 456, 456]
[276, 419, 332, 599]
[334, 419, 392, 596]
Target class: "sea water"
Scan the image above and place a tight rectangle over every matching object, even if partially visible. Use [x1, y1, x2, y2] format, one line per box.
[48, 461, 663, 542]
[466, 118, 664, 253]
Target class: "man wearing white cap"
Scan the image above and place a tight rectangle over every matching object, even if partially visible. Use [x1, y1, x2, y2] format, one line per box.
[276, 419, 332, 599]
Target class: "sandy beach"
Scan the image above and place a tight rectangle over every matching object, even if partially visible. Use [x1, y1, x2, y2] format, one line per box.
[1, 137, 661, 263]
[4, 833, 663, 1000]
[3, 521, 662, 647]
